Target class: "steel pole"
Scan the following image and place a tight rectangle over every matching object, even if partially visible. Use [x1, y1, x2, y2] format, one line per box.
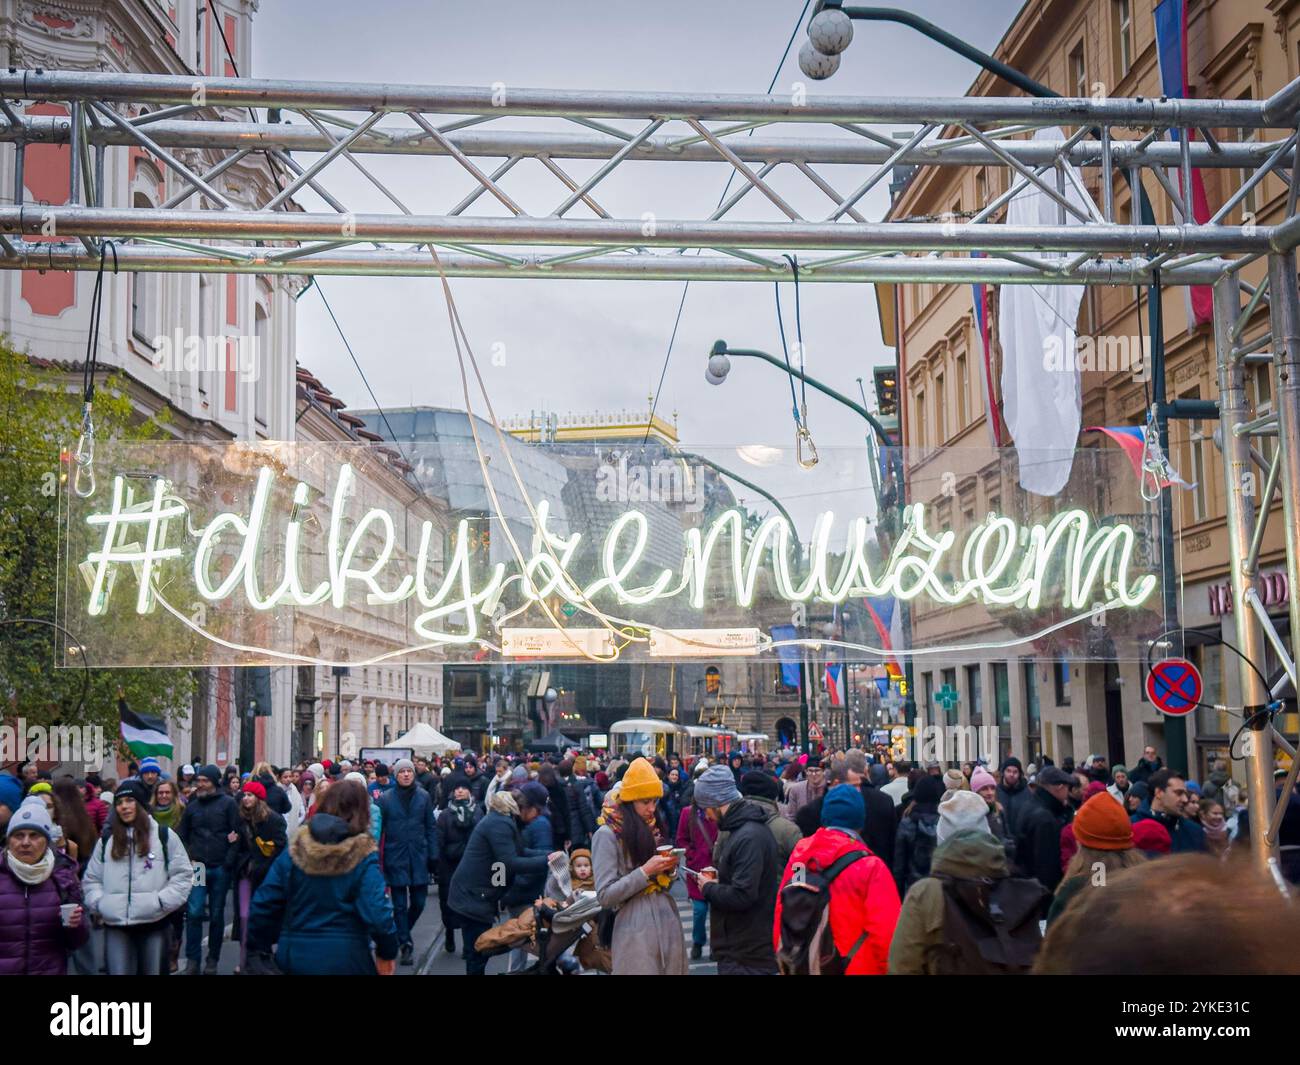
[1214, 274, 1274, 875]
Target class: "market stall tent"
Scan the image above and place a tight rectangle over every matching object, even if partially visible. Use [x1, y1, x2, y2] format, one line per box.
[391, 722, 461, 756]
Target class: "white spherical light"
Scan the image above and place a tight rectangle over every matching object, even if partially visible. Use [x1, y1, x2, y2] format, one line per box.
[798, 39, 841, 80]
[808, 8, 853, 56]
[705, 352, 731, 386]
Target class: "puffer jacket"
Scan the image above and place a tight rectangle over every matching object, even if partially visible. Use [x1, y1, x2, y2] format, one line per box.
[247, 814, 398, 976]
[232, 810, 289, 887]
[82, 816, 192, 926]
[775, 827, 900, 975]
[0, 851, 88, 975]
[448, 808, 549, 924]
[675, 804, 718, 903]
[894, 804, 940, 899]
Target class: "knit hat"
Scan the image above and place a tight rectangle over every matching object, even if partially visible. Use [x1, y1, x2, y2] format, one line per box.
[139, 757, 162, 775]
[517, 781, 550, 811]
[1072, 792, 1133, 850]
[999, 756, 1023, 773]
[1085, 780, 1108, 799]
[180, 764, 195, 777]
[1128, 781, 1150, 804]
[373, 762, 389, 777]
[616, 754, 660, 806]
[942, 768, 968, 793]
[392, 758, 414, 773]
[5, 799, 52, 841]
[299, 771, 315, 786]
[198, 764, 222, 787]
[937, 790, 993, 844]
[113, 779, 151, 808]
[344, 771, 367, 785]
[692, 763, 741, 808]
[1132, 818, 1171, 854]
[740, 769, 782, 801]
[821, 783, 865, 831]
[240, 780, 267, 801]
[307, 762, 325, 779]
[1111, 764, 1128, 777]
[26, 781, 52, 796]
[970, 766, 998, 793]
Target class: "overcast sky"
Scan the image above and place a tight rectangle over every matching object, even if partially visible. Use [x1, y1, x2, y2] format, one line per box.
[251, 0, 1024, 492]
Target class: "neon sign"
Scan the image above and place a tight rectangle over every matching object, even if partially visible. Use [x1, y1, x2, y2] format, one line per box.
[79, 461, 1157, 660]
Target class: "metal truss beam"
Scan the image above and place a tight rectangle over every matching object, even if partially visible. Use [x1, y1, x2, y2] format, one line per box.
[0, 70, 1273, 127]
[0, 242, 1229, 283]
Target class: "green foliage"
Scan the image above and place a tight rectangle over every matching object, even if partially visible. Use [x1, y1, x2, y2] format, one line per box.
[0, 336, 194, 733]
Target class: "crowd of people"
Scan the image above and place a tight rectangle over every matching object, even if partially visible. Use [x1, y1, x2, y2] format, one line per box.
[1, 742, 1298, 976]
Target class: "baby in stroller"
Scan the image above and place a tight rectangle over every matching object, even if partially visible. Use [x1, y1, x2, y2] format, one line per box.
[474, 849, 611, 974]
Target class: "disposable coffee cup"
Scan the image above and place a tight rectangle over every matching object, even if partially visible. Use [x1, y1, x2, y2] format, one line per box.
[59, 903, 78, 927]
[656, 845, 674, 857]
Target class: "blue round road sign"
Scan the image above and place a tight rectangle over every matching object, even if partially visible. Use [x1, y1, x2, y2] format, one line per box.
[1146, 658, 1202, 716]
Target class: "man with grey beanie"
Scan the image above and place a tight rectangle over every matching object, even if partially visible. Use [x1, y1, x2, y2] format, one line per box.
[376, 757, 439, 965]
[694, 764, 781, 975]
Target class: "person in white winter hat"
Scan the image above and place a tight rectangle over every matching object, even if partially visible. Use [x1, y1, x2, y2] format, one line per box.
[937, 789, 994, 845]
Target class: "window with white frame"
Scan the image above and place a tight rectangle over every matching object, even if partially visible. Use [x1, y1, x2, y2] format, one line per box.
[130, 192, 160, 347]
[254, 289, 270, 428]
[1114, 0, 1134, 79]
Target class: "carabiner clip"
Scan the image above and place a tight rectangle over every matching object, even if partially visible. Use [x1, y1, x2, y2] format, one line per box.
[73, 402, 96, 498]
[796, 424, 819, 470]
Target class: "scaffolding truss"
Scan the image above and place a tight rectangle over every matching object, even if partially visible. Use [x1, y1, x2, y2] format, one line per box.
[4, 69, 1300, 879]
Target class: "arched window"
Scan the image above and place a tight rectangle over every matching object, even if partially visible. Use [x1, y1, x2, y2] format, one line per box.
[705, 666, 721, 696]
[131, 190, 160, 346]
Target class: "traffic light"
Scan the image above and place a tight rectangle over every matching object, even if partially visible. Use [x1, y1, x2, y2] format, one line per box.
[873, 364, 899, 417]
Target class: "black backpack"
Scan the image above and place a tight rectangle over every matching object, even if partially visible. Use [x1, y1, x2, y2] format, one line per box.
[932, 874, 1046, 975]
[775, 850, 869, 975]
[98, 822, 171, 875]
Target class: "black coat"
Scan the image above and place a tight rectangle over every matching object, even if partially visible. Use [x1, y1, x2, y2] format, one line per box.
[893, 805, 939, 898]
[559, 779, 598, 849]
[860, 783, 898, 874]
[376, 784, 439, 887]
[178, 789, 240, 869]
[1014, 787, 1072, 895]
[702, 800, 780, 968]
[435, 801, 481, 886]
[232, 810, 288, 887]
[995, 779, 1033, 837]
[448, 810, 548, 924]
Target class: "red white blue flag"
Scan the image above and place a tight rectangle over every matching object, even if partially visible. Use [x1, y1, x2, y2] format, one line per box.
[824, 662, 844, 707]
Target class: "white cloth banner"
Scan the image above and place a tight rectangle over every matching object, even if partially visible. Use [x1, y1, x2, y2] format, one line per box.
[998, 127, 1093, 496]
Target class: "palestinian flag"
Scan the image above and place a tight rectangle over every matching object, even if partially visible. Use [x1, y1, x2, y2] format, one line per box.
[118, 697, 173, 758]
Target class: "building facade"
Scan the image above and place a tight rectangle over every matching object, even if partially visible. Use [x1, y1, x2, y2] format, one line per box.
[887, 0, 1299, 776]
[2, 1, 304, 769]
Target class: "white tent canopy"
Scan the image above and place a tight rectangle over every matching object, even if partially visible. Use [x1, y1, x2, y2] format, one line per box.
[391, 722, 460, 756]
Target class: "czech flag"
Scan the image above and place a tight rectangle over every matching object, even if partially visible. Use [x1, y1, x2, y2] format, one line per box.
[1087, 425, 1193, 491]
[824, 662, 844, 707]
[863, 596, 904, 680]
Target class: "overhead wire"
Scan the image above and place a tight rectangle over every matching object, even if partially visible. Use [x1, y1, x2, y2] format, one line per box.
[641, 0, 814, 446]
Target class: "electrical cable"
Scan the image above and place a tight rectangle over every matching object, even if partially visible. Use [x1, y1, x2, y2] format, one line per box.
[72, 241, 117, 498]
[642, 0, 814, 445]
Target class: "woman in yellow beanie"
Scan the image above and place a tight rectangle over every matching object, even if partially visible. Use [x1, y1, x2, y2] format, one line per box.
[591, 757, 686, 975]
[1046, 791, 1146, 927]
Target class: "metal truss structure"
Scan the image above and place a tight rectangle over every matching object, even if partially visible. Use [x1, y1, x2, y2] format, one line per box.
[4, 69, 1300, 878]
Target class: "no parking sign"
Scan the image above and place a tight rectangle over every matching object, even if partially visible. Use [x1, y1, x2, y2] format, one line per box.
[1145, 658, 1202, 716]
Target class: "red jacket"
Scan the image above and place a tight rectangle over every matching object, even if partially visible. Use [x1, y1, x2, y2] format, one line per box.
[772, 827, 900, 975]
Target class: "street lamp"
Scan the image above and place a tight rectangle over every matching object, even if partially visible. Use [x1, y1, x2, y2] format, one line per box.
[706, 338, 917, 729]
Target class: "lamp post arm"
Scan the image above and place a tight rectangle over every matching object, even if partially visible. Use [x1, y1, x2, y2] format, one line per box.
[718, 344, 894, 445]
[677, 451, 799, 538]
[830, 5, 1056, 99]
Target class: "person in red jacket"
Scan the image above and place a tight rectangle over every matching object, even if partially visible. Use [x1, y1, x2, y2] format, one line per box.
[773, 784, 900, 975]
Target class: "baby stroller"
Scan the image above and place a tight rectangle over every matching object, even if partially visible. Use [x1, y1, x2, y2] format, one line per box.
[512, 890, 605, 975]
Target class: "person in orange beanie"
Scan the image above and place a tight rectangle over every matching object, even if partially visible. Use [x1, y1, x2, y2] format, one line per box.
[1046, 791, 1146, 927]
